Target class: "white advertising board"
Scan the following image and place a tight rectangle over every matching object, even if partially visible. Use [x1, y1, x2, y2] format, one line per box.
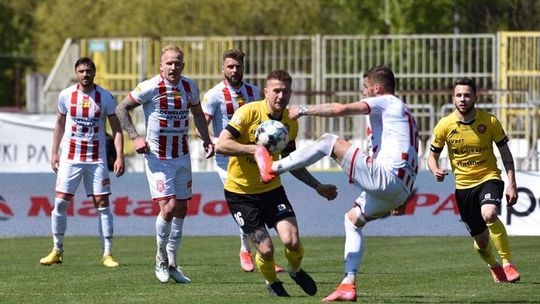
[1, 171, 539, 237]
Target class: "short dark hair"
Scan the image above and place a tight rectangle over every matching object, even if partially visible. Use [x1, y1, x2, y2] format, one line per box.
[74, 57, 96, 71]
[223, 49, 245, 64]
[453, 77, 476, 95]
[363, 65, 395, 93]
[266, 69, 292, 84]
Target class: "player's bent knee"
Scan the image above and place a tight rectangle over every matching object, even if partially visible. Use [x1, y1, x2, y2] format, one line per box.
[316, 133, 339, 154]
[349, 207, 367, 227]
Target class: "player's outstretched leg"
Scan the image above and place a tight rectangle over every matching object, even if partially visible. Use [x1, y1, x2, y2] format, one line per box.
[322, 283, 357, 302]
[254, 145, 276, 183]
[255, 133, 339, 183]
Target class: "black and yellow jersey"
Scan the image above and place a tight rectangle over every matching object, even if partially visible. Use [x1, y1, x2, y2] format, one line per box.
[224, 100, 299, 194]
[430, 110, 508, 189]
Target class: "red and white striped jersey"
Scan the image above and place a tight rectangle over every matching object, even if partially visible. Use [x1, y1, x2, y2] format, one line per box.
[128, 74, 200, 160]
[57, 84, 117, 163]
[362, 95, 419, 191]
[201, 80, 260, 169]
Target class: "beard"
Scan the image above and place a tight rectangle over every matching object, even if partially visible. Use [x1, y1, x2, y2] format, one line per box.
[456, 103, 474, 116]
[226, 74, 243, 87]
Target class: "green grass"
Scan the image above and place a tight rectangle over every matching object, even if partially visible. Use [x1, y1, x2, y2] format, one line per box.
[1, 236, 539, 303]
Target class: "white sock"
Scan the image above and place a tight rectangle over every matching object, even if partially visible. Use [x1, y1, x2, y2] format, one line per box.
[239, 227, 251, 252]
[156, 215, 171, 262]
[166, 217, 184, 266]
[97, 206, 113, 256]
[342, 214, 364, 284]
[272, 133, 338, 174]
[51, 198, 69, 252]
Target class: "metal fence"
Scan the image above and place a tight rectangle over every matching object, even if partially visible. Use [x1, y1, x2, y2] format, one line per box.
[40, 33, 540, 171]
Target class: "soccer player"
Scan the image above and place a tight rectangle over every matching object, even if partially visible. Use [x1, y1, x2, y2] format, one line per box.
[115, 44, 214, 283]
[40, 57, 125, 268]
[427, 77, 520, 283]
[201, 49, 283, 273]
[216, 69, 338, 297]
[255, 65, 418, 302]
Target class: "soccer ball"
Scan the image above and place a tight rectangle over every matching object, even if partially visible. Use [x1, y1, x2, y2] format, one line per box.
[255, 120, 289, 153]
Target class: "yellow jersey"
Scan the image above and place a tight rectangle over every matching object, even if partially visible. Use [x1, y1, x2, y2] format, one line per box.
[224, 100, 299, 194]
[430, 110, 508, 189]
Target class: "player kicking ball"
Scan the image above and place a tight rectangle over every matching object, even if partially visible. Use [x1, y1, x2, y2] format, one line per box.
[255, 66, 418, 302]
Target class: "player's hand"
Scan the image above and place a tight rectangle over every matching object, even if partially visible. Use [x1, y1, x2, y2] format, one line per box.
[316, 184, 338, 201]
[505, 185, 518, 206]
[433, 168, 448, 182]
[133, 136, 150, 154]
[51, 153, 60, 173]
[203, 141, 215, 159]
[288, 105, 300, 120]
[113, 157, 125, 177]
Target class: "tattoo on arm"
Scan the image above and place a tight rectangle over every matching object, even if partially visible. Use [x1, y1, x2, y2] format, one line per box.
[248, 227, 270, 245]
[290, 168, 321, 189]
[116, 101, 140, 140]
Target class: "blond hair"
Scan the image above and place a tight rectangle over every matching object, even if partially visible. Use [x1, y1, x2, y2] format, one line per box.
[161, 44, 184, 58]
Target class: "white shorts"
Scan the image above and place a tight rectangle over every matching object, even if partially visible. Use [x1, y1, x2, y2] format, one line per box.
[55, 161, 111, 197]
[340, 145, 411, 220]
[144, 154, 192, 201]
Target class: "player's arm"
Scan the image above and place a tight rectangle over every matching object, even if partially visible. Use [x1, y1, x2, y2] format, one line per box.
[191, 102, 215, 158]
[497, 141, 518, 206]
[51, 111, 66, 172]
[107, 114, 125, 177]
[281, 149, 338, 201]
[215, 126, 256, 156]
[427, 149, 447, 182]
[289, 101, 370, 120]
[115, 96, 149, 154]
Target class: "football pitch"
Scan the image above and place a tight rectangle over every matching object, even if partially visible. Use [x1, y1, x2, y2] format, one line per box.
[1, 236, 539, 303]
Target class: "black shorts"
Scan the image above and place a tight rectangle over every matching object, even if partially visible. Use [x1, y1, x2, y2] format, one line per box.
[455, 179, 504, 236]
[225, 186, 296, 233]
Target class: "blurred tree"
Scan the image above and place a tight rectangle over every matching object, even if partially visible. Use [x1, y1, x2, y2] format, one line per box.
[0, 0, 36, 108]
[1, 0, 539, 109]
[458, 0, 540, 32]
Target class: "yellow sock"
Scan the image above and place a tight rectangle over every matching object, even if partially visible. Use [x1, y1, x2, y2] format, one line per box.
[473, 240, 498, 267]
[255, 252, 277, 283]
[284, 243, 304, 272]
[487, 219, 512, 264]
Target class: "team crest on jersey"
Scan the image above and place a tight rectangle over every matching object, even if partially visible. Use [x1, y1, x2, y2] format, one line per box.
[172, 91, 182, 103]
[82, 95, 91, 109]
[237, 96, 245, 106]
[102, 179, 110, 186]
[477, 124, 487, 134]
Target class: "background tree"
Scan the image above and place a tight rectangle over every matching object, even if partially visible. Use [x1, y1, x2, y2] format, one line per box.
[1, 0, 539, 108]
